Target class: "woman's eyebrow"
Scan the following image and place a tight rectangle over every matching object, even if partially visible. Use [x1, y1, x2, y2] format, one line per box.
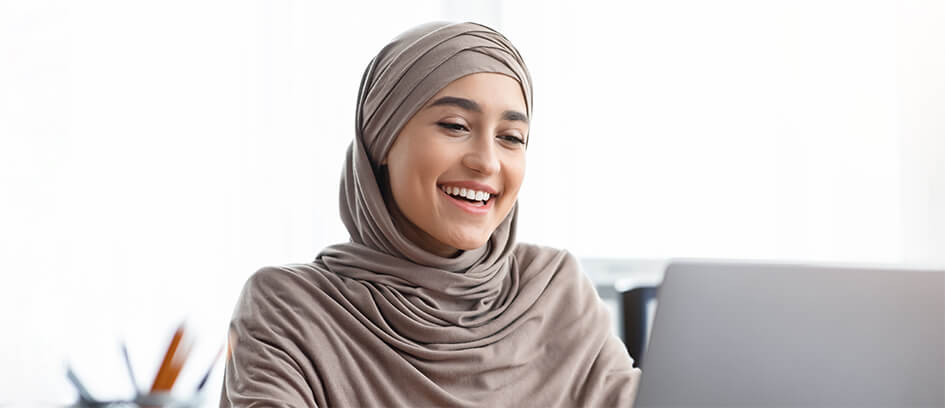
[428, 96, 481, 112]
[502, 110, 528, 124]
[428, 96, 529, 124]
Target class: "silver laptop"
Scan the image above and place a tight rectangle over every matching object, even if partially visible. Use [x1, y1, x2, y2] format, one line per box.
[635, 260, 945, 408]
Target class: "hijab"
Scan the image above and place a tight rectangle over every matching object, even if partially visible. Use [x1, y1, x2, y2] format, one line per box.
[339, 20, 530, 272]
[221, 22, 640, 407]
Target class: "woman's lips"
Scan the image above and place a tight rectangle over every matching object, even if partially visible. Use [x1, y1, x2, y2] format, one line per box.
[440, 188, 494, 215]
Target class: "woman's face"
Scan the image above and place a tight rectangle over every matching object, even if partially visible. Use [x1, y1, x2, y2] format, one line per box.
[383, 72, 528, 257]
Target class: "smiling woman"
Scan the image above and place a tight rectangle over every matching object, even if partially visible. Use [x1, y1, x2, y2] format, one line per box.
[382, 73, 528, 258]
[220, 22, 640, 407]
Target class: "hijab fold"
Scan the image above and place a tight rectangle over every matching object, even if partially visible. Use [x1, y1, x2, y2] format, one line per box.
[221, 22, 640, 407]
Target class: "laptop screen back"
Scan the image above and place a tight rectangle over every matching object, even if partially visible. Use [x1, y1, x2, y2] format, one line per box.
[635, 261, 945, 407]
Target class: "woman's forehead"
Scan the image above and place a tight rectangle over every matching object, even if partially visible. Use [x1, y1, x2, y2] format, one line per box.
[425, 73, 528, 115]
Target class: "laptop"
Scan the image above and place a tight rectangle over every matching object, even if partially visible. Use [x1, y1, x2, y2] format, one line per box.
[634, 260, 945, 407]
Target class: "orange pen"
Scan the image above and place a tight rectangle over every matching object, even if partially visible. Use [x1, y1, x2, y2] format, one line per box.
[150, 322, 189, 392]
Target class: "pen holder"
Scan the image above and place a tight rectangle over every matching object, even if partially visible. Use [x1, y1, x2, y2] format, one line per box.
[70, 391, 208, 408]
[66, 321, 225, 408]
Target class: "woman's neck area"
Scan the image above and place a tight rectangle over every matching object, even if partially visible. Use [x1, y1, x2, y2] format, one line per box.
[388, 199, 463, 258]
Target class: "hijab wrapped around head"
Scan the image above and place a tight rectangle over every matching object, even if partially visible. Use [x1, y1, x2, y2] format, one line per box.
[341, 21, 531, 271]
[221, 22, 640, 407]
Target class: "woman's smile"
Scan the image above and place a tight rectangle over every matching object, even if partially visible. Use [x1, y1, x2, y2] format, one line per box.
[438, 184, 497, 215]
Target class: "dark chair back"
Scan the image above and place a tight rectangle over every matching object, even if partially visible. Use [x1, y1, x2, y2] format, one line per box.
[621, 285, 659, 367]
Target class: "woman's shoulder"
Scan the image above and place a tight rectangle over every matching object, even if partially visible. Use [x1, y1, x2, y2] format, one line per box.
[512, 242, 585, 283]
[236, 262, 340, 308]
[243, 262, 319, 290]
[513, 242, 580, 267]
[232, 262, 355, 336]
[512, 243, 608, 323]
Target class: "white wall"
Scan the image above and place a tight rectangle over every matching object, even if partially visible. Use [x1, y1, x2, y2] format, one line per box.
[506, 0, 905, 262]
[1, 0, 942, 405]
[898, 0, 945, 265]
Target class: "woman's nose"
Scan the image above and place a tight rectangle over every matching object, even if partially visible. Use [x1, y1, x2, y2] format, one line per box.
[462, 134, 501, 175]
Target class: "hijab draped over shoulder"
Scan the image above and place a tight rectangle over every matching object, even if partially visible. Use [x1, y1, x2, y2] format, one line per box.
[221, 22, 640, 407]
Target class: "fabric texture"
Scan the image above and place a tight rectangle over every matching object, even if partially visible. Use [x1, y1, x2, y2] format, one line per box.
[220, 21, 640, 407]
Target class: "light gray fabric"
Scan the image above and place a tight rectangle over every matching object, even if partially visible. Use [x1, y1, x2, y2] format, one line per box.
[341, 21, 529, 268]
[221, 22, 640, 407]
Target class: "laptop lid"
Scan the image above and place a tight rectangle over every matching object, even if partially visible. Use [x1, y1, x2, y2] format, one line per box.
[635, 260, 945, 407]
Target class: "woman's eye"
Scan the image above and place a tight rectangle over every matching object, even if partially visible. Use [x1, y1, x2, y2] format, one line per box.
[500, 135, 525, 144]
[437, 122, 468, 132]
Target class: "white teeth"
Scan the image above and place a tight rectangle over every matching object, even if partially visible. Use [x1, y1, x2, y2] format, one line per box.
[441, 185, 495, 201]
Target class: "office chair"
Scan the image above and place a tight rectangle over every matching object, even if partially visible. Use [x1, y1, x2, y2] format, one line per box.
[621, 285, 659, 368]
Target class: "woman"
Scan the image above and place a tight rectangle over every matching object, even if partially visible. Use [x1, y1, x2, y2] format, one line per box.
[221, 22, 640, 407]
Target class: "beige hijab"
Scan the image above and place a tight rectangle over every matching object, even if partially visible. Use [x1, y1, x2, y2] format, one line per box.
[221, 22, 640, 407]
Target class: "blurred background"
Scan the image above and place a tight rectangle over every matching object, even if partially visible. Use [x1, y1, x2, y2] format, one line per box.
[2, 0, 943, 405]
